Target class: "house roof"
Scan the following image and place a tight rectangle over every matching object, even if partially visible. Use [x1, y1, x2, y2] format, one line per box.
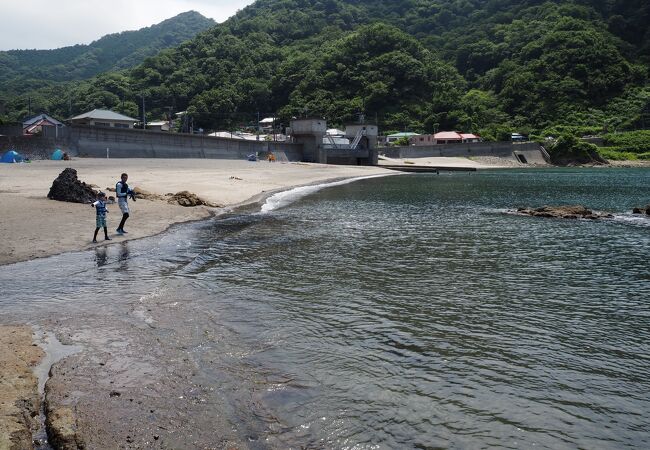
[23, 113, 63, 127]
[460, 133, 480, 139]
[434, 131, 462, 140]
[388, 132, 420, 138]
[69, 109, 137, 122]
[259, 117, 277, 124]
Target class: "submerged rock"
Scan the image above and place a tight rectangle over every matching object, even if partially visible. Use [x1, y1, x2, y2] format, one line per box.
[632, 205, 650, 215]
[47, 168, 97, 203]
[516, 205, 613, 220]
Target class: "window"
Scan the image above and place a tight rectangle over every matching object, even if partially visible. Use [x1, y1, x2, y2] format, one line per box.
[93, 122, 110, 127]
[113, 123, 130, 128]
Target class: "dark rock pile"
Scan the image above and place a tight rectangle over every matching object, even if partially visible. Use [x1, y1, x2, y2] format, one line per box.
[516, 205, 613, 220]
[632, 205, 650, 215]
[47, 168, 97, 203]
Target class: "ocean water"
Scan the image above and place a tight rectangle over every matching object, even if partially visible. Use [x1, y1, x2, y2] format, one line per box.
[2, 168, 650, 449]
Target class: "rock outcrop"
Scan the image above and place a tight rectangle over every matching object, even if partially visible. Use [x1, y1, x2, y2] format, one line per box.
[47, 168, 97, 203]
[168, 191, 220, 208]
[632, 205, 650, 215]
[516, 205, 613, 220]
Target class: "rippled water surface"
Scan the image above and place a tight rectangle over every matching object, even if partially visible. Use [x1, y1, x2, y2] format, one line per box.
[2, 168, 650, 449]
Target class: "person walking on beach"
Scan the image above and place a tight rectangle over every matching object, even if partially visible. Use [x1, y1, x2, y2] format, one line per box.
[91, 192, 111, 243]
[115, 172, 135, 234]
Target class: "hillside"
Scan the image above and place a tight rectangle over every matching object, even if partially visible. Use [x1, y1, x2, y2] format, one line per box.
[0, 11, 214, 97]
[2, 1, 649, 138]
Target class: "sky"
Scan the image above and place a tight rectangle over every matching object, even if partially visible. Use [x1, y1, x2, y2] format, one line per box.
[0, 0, 255, 51]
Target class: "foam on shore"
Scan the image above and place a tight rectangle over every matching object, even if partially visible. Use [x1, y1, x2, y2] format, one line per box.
[259, 174, 390, 213]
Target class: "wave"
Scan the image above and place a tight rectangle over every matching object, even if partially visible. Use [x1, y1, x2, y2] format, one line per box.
[259, 174, 389, 213]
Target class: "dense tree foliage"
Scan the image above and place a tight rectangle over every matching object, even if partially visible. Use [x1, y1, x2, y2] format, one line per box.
[1, 1, 649, 138]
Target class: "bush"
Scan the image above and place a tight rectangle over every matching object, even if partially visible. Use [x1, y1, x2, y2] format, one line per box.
[602, 130, 650, 153]
[549, 133, 607, 165]
[597, 148, 638, 161]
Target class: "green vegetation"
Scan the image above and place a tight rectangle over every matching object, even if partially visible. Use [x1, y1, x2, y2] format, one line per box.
[1, 0, 649, 158]
[602, 130, 650, 153]
[548, 134, 606, 166]
[0, 11, 214, 102]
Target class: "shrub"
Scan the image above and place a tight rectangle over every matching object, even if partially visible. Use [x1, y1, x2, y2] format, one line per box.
[549, 133, 607, 165]
[602, 130, 650, 153]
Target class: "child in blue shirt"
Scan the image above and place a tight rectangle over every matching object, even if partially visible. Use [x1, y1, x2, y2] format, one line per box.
[92, 192, 112, 243]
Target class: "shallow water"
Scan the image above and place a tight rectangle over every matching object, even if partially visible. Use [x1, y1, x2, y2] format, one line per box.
[2, 168, 650, 449]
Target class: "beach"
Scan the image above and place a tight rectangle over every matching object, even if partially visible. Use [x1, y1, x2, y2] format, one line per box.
[0, 155, 544, 448]
[0, 158, 397, 266]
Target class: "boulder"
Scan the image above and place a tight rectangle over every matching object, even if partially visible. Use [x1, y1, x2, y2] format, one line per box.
[516, 205, 613, 220]
[632, 205, 650, 215]
[47, 168, 97, 203]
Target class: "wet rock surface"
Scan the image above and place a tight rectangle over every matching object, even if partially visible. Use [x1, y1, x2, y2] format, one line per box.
[47, 168, 97, 203]
[632, 204, 650, 215]
[516, 205, 613, 220]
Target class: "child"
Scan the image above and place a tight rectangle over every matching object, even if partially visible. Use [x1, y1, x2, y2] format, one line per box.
[91, 192, 112, 243]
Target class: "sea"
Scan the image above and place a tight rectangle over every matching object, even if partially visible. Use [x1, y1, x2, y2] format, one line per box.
[1, 168, 649, 449]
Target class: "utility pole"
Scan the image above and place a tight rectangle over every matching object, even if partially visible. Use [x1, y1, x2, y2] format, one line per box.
[141, 93, 146, 129]
[28, 96, 31, 117]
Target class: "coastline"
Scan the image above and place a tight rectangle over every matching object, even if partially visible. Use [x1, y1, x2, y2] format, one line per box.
[0, 158, 395, 266]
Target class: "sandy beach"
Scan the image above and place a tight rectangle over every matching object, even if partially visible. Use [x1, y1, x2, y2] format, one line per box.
[0, 158, 398, 266]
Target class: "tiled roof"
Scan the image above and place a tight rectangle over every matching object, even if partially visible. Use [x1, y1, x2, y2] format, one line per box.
[69, 109, 137, 122]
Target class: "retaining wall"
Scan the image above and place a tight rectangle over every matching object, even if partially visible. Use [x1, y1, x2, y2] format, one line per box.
[0, 135, 70, 160]
[381, 141, 542, 158]
[40, 126, 305, 160]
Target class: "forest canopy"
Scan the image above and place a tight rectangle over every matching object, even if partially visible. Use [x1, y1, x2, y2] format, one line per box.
[1, 0, 648, 136]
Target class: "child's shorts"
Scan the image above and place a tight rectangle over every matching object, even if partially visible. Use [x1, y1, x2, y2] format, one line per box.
[96, 216, 107, 228]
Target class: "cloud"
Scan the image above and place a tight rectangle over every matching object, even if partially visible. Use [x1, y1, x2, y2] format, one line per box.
[0, 0, 253, 51]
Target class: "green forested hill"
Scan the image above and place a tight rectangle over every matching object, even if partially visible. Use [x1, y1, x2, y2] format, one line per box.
[2, 1, 649, 137]
[0, 11, 214, 97]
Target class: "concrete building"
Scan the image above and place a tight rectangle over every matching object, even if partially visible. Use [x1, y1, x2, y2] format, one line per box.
[146, 121, 171, 132]
[68, 109, 137, 129]
[386, 132, 420, 144]
[259, 117, 278, 132]
[412, 132, 481, 145]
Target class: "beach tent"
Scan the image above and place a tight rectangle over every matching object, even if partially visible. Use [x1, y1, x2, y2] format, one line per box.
[1, 150, 24, 163]
[51, 149, 64, 160]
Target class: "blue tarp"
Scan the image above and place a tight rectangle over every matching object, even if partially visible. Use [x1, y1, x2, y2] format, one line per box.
[1, 150, 24, 163]
[51, 149, 64, 160]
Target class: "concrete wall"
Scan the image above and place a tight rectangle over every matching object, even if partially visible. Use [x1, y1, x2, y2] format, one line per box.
[0, 124, 23, 136]
[381, 141, 543, 158]
[42, 126, 304, 160]
[0, 135, 70, 160]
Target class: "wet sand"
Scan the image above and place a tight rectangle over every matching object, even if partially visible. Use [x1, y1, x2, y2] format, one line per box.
[0, 326, 44, 449]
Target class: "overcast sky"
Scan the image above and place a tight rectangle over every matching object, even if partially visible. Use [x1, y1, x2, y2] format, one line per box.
[0, 0, 255, 51]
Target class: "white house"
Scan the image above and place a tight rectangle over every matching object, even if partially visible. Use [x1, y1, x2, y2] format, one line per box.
[68, 109, 137, 129]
